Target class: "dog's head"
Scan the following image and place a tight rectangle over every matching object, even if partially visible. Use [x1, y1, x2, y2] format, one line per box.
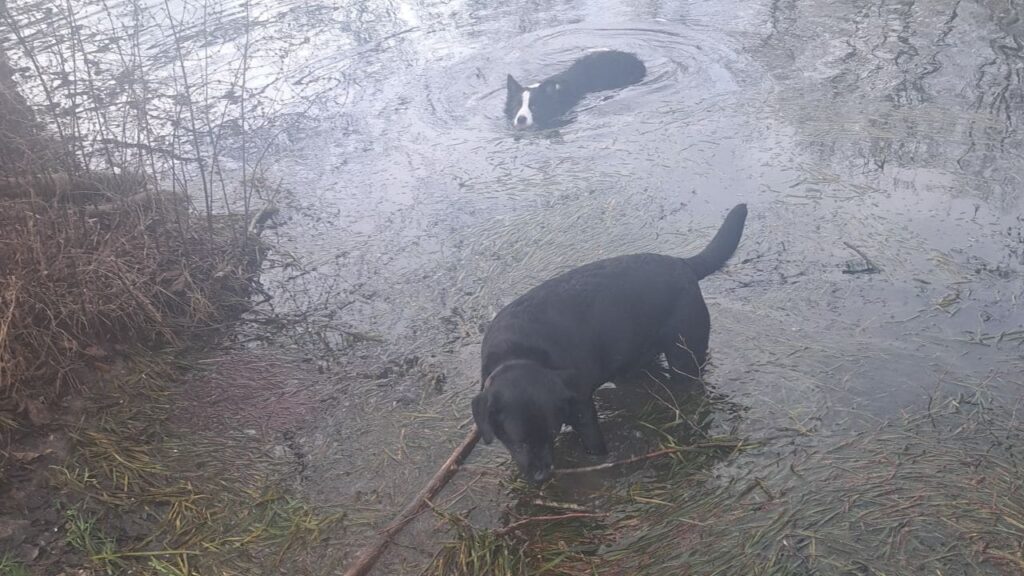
[504, 75, 564, 130]
[472, 362, 572, 483]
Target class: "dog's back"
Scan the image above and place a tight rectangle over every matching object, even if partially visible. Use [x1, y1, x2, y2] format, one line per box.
[558, 50, 647, 94]
[482, 253, 698, 380]
[482, 204, 748, 381]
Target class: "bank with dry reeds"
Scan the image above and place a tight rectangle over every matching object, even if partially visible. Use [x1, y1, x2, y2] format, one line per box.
[0, 176, 263, 426]
[0, 28, 268, 431]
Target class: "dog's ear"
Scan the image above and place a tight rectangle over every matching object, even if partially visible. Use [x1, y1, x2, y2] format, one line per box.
[472, 391, 495, 444]
[507, 74, 522, 94]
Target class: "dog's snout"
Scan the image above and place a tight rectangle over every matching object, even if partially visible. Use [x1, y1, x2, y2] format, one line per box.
[515, 115, 528, 127]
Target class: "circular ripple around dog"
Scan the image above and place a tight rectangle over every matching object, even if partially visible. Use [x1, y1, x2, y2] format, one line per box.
[417, 21, 765, 136]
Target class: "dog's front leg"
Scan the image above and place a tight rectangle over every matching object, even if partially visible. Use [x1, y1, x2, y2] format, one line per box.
[571, 400, 607, 456]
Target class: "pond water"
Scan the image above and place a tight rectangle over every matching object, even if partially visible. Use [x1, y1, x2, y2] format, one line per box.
[4, 0, 1023, 572]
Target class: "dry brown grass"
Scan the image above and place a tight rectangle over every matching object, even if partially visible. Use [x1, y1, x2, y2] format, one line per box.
[0, 4, 308, 573]
[0, 22, 264, 421]
[0, 184, 261, 415]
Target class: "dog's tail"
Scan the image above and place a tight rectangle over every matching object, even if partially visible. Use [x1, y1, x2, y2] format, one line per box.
[685, 204, 748, 280]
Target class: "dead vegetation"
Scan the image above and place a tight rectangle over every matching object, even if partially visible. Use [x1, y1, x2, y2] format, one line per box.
[0, 1, 299, 572]
[0, 181, 262, 422]
[0, 0, 271, 428]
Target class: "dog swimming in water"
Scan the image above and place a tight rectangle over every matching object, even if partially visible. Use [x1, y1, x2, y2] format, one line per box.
[504, 50, 646, 129]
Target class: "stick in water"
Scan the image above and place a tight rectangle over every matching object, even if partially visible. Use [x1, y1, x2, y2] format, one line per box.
[555, 447, 681, 475]
[495, 512, 606, 536]
[555, 442, 743, 475]
[342, 427, 481, 576]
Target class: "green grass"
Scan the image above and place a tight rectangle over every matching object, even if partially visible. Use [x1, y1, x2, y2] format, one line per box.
[63, 505, 122, 574]
[0, 555, 31, 576]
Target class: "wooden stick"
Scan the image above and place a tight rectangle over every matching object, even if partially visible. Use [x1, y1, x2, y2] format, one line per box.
[495, 512, 606, 536]
[555, 447, 680, 475]
[528, 498, 592, 512]
[342, 427, 481, 576]
[555, 442, 743, 475]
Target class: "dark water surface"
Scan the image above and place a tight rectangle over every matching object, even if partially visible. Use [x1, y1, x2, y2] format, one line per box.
[5, 0, 1024, 572]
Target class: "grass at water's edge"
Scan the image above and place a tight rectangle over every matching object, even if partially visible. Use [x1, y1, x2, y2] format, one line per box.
[425, 388, 1024, 576]
[42, 353, 343, 576]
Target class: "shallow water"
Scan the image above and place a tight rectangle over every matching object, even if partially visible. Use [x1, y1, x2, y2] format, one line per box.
[4, 0, 1024, 572]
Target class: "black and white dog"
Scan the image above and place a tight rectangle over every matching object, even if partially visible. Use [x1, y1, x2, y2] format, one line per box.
[505, 50, 646, 129]
[473, 205, 748, 484]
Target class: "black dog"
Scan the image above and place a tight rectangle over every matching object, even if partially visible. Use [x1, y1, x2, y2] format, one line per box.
[505, 50, 646, 130]
[472, 204, 747, 483]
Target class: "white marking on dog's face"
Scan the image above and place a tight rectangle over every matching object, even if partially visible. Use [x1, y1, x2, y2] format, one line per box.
[513, 89, 533, 129]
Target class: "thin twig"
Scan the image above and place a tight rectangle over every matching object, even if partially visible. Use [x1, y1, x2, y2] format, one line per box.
[528, 499, 593, 512]
[555, 442, 744, 475]
[495, 512, 606, 536]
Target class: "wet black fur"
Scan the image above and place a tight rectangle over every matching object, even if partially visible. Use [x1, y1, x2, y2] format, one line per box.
[472, 205, 748, 484]
[504, 50, 646, 128]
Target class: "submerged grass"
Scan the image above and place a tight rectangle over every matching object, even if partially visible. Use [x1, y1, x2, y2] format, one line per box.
[427, 385, 1024, 575]
[429, 512, 604, 576]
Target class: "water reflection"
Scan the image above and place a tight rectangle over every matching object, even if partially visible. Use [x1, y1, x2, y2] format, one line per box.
[759, 0, 1021, 215]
